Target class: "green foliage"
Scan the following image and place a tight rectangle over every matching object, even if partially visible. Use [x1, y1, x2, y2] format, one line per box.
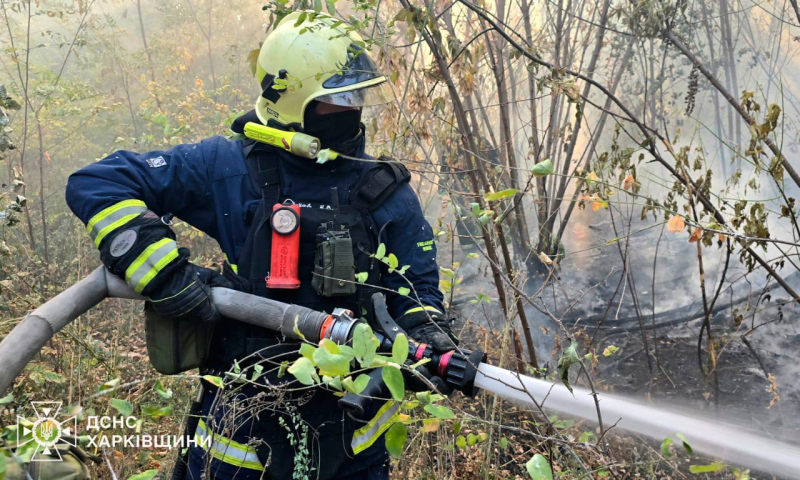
[110, 398, 134, 416]
[526, 453, 553, 480]
[381, 365, 404, 401]
[127, 470, 159, 480]
[689, 463, 726, 473]
[385, 422, 407, 457]
[531, 159, 553, 177]
[556, 341, 581, 394]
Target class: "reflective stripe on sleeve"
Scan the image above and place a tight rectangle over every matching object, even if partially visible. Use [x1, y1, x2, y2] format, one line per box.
[124, 238, 179, 293]
[194, 419, 265, 471]
[403, 305, 442, 316]
[351, 400, 401, 455]
[86, 200, 147, 247]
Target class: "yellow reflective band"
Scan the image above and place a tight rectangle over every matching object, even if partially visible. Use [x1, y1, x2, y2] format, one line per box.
[86, 200, 147, 246]
[194, 419, 264, 471]
[351, 401, 401, 455]
[125, 238, 179, 293]
[404, 306, 442, 316]
[223, 254, 238, 274]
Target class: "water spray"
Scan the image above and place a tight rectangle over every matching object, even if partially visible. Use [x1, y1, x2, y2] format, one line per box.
[0, 267, 798, 477]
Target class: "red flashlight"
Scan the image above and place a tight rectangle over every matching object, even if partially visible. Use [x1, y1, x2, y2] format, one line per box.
[267, 201, 301, 289]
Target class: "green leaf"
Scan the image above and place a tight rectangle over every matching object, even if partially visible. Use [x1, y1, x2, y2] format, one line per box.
[141, 405, 173, 420]
[484, 188, 518, 202]
[556, 341, 581, 394]
[0, 393, 13, 405]
[109, 398, 133, 417]
[397, 287, 410, 296]
[278, 360, 289, 378]
[287, 357, 317, 386]
[531, 159, 554, 177]
[154, 379, 172, 400]
[313, 347, 351, 377]
[392, 333, 409, 364]
[467, 433, 478, 446]
[325, 0, 337, 15]
[689, 463, 725, 474]
[385, 422, 407, 457]
[676, 433, 694, 454]
[415, 391, 444, 404]
[525, 453, 553, 480]
[99, 378, 121, 392]
[424, 404, 454, 419]
[323, 375, 343, 390]
[202, 375, 224, 389]
[313, 0, 322, 12]
[299, 343, 317, 362]
[500, 437, 509, 450]
[127, 470, 159, 480]
[355, 272, 369, 283]
[352, 323, 379, 367]
[455, 435, 466, 448]
[251, 364, 264, 382]
[602, 345, 619, 357]
[375, 243, 386, 260]
[381, 366, 405, 401]
[294, 11, 307, 27]
[660, 437, 673, 457]
[246, 48, 260, 76]
[343, 374, 371, 395]
[388, 254, 399, 269]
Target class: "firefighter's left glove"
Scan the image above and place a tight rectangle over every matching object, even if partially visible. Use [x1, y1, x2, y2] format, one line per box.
[398, 309, 459, 353]
[149, 263, 230, 323]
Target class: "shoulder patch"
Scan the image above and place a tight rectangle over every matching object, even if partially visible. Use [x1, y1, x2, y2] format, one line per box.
[146, 155, 167, 168]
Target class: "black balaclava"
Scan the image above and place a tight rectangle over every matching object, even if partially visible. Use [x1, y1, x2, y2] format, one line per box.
[303, 101, 363, 155]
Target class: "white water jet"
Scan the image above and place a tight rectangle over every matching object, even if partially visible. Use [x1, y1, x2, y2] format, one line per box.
[475, 363, 800, 478]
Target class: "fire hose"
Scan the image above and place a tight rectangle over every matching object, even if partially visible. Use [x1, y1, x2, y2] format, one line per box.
[0, 267, 799, 477]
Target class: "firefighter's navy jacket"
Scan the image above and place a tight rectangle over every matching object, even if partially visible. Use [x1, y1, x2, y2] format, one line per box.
[65, 135, 444, 322]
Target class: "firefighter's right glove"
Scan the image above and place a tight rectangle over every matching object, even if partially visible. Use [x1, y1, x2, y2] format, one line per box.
[398, 308, 459, 353]
[98, 210, 225, 323]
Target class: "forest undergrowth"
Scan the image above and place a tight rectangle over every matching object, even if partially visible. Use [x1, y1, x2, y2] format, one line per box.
[2, 0, 800, 478]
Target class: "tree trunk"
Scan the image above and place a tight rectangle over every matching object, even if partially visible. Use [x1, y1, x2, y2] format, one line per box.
[135, 0, 162, 110]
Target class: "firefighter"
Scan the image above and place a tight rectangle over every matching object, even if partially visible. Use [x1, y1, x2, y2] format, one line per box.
[65, 11, 456, 480]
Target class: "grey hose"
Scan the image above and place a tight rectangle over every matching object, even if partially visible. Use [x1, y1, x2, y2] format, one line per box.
[0, 267, 328, 396]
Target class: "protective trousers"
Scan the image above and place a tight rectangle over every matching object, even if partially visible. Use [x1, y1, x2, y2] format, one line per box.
[184, 382, 390, 480]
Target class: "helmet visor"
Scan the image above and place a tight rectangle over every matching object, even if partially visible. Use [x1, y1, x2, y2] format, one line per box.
[315, 81, 393, 108]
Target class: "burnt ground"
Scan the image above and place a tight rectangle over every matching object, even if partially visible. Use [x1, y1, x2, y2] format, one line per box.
[433, 197, 800, 477]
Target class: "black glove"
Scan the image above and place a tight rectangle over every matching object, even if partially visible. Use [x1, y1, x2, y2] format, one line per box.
[99, 210, 227, 323]
[220, 261, 252, 293]
[398, 309, 459, 353]
[149, 263, 233, 323]
[404, 360, 452, 396]
[99, 210, 179, 296]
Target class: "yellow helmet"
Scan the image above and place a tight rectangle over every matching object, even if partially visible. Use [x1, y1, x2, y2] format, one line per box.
[254, 11, 392, 130]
